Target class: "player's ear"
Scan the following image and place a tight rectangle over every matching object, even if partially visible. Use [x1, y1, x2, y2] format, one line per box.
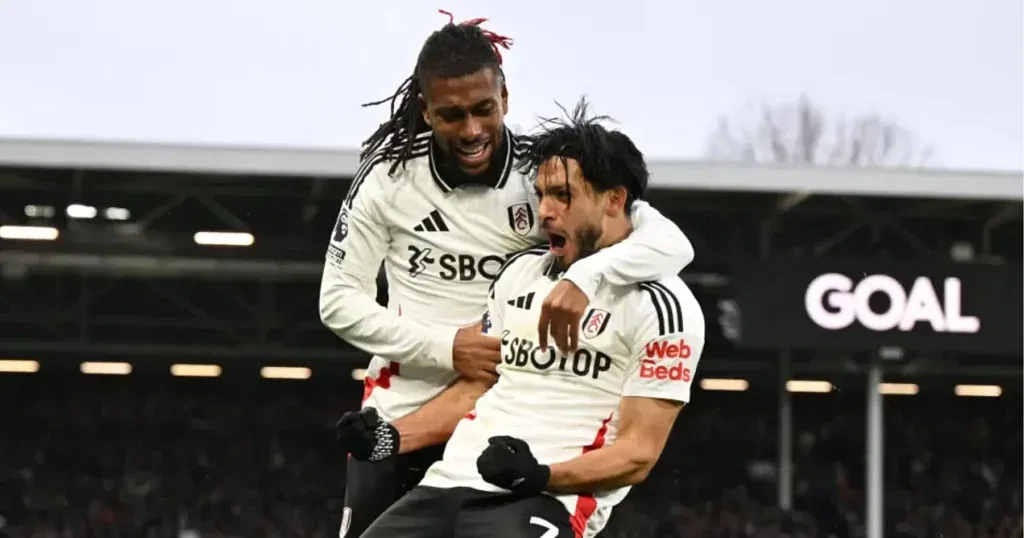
[419, 94, 433, 128]
[605, 186, 628, 216]
[500, 83, 509, 115]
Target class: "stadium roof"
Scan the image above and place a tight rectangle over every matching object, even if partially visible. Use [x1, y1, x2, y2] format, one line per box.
[1, 137, 1020, 200]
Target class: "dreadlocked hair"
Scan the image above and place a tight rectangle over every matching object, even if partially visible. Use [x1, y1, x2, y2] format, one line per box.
[517, 97, 649, 215]
[360, 10, 513, 176]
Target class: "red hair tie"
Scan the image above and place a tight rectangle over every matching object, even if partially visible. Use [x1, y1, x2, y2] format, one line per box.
[438, 9, 513, 64]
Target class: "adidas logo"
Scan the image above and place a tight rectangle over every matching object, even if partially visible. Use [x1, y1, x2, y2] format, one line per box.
[507, 292, 535, 310]
[413, 210, 449, 232]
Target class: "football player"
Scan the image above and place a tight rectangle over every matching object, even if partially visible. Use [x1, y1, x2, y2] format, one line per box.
[321, 14, 695, 537]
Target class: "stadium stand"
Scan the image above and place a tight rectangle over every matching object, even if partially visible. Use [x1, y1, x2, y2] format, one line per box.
[0, 376, 1019, 538]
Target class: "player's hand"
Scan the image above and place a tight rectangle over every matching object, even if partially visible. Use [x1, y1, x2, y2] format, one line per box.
[476, 436, 550, 495]
[538, 280, 589, 354]
[334, 407, 400, 462]
[452, 324, 500, 383]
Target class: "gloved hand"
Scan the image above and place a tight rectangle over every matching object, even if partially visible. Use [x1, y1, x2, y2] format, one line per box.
[335, 407, 400, 462]
[476, 436, 550, 495]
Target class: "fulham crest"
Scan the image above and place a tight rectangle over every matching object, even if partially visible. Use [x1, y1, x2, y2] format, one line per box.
[507, 203, 534, 236]
[582, 308, 611, 339]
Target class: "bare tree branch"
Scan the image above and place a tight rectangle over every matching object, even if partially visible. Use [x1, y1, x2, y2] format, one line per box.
[706, 95, 934, 167]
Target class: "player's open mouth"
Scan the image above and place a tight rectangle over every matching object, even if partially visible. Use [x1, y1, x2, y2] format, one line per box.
[548, 233, 567, 255]
[454, 142, 491, 169]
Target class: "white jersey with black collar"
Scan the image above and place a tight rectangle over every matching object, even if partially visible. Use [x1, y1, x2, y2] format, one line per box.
[319, 129, 695, 422]
[419, 249, 706, 537]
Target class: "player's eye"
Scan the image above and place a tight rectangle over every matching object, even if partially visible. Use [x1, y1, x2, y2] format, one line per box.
[437, 109, 466, 122]
[472, 103, 494, 117]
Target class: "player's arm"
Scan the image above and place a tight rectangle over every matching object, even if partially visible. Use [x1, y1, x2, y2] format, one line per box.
[561, 200, 694, 299]
[388, 252, 526, 453]
[547, 396, 684, 492]
[547, 286, 705, 493]
[318, 162, 458, 371]
[390, 376, 491, 454]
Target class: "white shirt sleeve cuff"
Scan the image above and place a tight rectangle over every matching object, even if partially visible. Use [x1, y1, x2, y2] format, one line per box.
[427, 324, 461, 371]
[562, 269, 601, 303]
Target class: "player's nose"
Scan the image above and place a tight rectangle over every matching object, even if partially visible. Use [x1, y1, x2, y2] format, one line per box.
[461, 117, 484, 139]
[537, 197, 558, 222]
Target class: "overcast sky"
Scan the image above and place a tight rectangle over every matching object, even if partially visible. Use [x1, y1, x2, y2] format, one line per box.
[0, 0, 1020, 171]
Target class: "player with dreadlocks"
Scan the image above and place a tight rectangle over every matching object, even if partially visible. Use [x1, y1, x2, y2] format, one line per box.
[320, 11, 694, 537]
[355, 98, 707, 538]
[359, 10, 514, 176]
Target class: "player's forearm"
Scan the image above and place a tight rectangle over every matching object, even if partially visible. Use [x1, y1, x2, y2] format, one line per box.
[546, 443, 656, 493]
[392, 378, 492, 454]
[563, 202, 693, 297]
[319, 276, 458, 370]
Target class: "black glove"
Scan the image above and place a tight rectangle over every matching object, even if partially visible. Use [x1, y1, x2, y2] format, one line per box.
[334, 407, 400, 462]
[476, 436, 550, 495]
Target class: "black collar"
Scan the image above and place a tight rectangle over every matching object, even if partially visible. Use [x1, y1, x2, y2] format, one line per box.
[544, 258, 563, 280]
[429, 127, 515, 193]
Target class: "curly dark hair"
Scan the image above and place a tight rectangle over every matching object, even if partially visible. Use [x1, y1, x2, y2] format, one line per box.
[517, 97, 649, 214]
[359, 11, 512, 176]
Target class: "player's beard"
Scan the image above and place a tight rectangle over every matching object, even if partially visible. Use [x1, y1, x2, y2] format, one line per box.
[550, 225, 601, 275]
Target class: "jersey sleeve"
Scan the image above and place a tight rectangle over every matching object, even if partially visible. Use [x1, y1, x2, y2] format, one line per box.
[622, 279, 706, 404]
[481, 261, 507, 338]
[482, 286, 505, 338]
[319, 159, 460, 370]
[562, 200, 695, 300]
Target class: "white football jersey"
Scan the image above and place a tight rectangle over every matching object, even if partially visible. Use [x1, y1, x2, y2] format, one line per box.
[420, 248, 706, 538]
[319, 128, 695, 421]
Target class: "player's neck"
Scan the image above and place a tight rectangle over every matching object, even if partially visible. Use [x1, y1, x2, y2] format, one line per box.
[595, 218, 632, 252]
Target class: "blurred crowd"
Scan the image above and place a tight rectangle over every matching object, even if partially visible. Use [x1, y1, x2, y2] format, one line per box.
[0, 376, 1019, 538]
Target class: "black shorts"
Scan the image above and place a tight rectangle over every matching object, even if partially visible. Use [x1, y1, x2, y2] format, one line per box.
[360, 485, 577, 538]
[340, 444, 445, 538]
